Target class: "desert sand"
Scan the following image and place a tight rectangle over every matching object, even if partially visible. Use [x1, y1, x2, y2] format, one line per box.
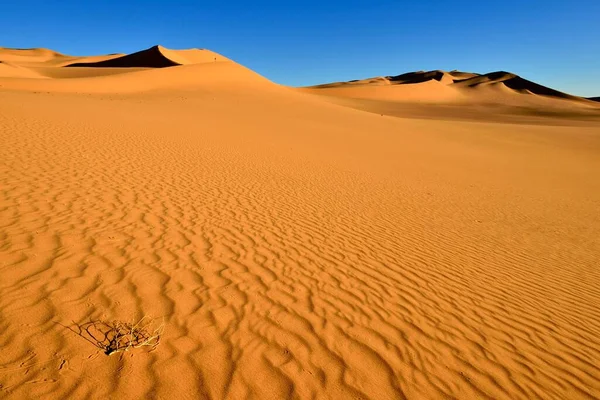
[301, 70, 600, 126]
[1, 45, 600, 399]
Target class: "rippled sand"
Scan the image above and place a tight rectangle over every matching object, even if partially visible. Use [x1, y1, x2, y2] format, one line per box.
[1, 47, 600, 399]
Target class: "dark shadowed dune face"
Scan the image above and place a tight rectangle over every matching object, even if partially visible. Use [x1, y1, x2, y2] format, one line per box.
[501, 76, 575, 99]
[448, 70, 480, 80]
[461, 72, 578, 100]
[66, 45, 179, 68]
[387, 70, 446, 83]
[452, 71, 517, 87]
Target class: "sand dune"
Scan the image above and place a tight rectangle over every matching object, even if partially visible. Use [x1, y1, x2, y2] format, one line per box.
[66, 45, 227, 68]
[301, 79, 464, 103]
[0, 61, 46, 79]
[0, 46, 268, 93]
[0, 62, 270, 93]
[310, 69, 595, 104]
[1, 46, 600, 400]
[302, 69, 600, 124]
[447, 70, 479, 80]
[0, 47, 125, 70]
[306, 68, 599, 104]
[452, 71, 589, 101]
[0, 47, 64, 63]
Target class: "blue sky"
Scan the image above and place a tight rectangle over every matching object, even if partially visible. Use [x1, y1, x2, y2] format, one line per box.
[2, 1, 599, 96]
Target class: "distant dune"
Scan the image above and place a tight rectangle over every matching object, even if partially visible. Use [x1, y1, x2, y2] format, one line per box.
[590, 97, 600, 102]
[1, 44, 600, 400]
[301, 69, 600, 124]
[0, 47, 64, 63]
[308, 69, 595, 103]
[451, 71, 588, 102]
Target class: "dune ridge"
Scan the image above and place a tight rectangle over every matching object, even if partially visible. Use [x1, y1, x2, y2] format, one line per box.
[452, 71, 588, 101]
[308, 69, 597, 104]
[0, 45, 268, 93]
[1, 45, 600, 400]
[66, 45, 227, 68]
[0, 47, 64, 62]
[0, 61, 47, 79]
[301, 69, 600, 124]
[0, 62, 272, 93]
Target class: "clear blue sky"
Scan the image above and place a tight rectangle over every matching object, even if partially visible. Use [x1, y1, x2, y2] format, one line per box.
[2, 1, 599, 96]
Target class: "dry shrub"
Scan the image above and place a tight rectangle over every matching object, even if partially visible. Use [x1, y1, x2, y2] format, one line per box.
[66, 316, 164, 355]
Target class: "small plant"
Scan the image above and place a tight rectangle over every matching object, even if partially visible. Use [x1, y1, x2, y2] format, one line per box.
[65, 316, 164, 356]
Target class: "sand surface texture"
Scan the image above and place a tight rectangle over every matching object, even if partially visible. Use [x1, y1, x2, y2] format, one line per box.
[1, 46, 600, 399]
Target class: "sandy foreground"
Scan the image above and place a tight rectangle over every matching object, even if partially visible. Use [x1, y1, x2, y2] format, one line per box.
[1, 47, 600, 399]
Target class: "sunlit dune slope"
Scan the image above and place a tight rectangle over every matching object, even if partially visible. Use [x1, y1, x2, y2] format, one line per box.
[0, 47, 124, 68]
[0, 61, 46, 78]
[0, 45, 269, 93]
[0, 61, 272, 93]
[0, 47, 65, 63]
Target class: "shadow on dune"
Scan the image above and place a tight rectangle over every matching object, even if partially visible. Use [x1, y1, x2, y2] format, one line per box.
[387, 70, 447, 84]
[454, 71, 583, 101]
[66, 45, 180, 68]
[309, 69, 596, 106]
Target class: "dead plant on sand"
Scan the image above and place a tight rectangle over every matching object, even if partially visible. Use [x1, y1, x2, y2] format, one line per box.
[64, 316, 164, 356]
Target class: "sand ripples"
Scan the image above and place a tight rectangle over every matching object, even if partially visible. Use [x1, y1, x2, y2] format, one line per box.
[1, 91, 600, 399]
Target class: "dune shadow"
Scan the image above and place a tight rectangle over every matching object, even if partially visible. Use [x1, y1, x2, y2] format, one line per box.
[65, 45, 179, 68]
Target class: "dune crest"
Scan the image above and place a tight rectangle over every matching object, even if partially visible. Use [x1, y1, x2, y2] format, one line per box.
[0, 61, 46, 79]
[66, 45, 228, 68]
[0, 47, 64, 63]
[308, 69, 596, 103]
[301, 78, 464, 103]
[0, 45, 269, 93]
[452, 71, 587, 101]
[301, 69, 600, 124]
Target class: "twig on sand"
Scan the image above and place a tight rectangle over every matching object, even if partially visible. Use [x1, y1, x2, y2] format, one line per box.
[61, 316, 164, 356]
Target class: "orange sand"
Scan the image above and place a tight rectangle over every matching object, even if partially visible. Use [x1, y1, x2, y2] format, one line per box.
[1, 46, 600, 399]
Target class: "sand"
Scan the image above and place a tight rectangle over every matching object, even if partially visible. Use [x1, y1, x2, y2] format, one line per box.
[302, 70, 600, 125]
[1, 46, 600, 399]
